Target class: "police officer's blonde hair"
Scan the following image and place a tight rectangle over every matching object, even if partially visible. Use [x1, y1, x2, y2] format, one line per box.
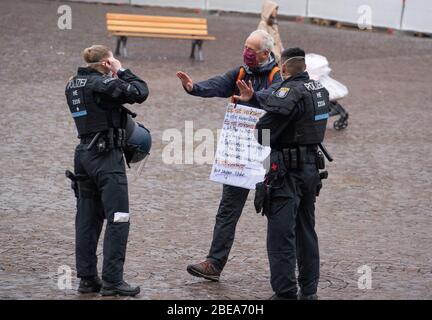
[83, 45, 111, 64]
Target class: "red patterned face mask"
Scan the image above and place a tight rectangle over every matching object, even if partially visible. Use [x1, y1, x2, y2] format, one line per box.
[243, 48, 258, 68]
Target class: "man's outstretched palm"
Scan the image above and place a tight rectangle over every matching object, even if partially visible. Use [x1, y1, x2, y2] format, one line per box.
[233, 80, 254, 102]
[176, 71, 194, 92]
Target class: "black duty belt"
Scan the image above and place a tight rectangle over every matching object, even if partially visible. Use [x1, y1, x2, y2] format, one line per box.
[282, 145, 320, 169]
[79, 128, 127, 152]
[80, 133, 101, 144]
[301, 152, 319, 164]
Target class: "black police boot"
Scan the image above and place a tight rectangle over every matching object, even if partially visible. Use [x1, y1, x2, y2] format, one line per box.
[78, 276, 102, 294]
[100, 280, 141, 297]
[298, 292, 318, 300]
[269, 293, 298, 300]
[187, 260, 221, 282]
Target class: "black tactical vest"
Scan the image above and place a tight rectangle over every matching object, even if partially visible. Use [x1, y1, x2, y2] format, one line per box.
[65, 68, 122, 137]
[284, 79, 330, 145]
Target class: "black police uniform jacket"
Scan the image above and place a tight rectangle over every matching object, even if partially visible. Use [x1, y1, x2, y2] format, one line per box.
[65, 67, 149, 137]
[252, 71, 330, 149]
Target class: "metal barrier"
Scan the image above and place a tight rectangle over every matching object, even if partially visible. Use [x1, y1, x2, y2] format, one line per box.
[131, 0, 308, 16]
[307, 0, 404, 29]
[402, 0, 432, 34]
[70, 0, 432, 34]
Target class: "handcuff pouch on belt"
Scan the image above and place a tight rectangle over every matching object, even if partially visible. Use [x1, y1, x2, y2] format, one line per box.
[316, 150, 327, 196]
[316, 150, 325, 170]
[93, 128, 127, 153]
[282, 146, 316, 170]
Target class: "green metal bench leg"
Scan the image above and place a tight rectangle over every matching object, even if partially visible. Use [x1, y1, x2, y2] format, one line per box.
[115, 36, 128, 58]
[190, 40, 197, 59]
[190, 40, 204, 61]
[121, 36, 128, 58]
[197, 40, 204, 61]
[115, 36, 122, 56]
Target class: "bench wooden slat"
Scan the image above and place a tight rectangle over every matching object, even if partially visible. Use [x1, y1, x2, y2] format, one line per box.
[108, 25, 209, 36]
[106, 12, 216, 60]
[106, 13, 207, 24]
[110, 31, 216, 41]
[107, 20, 208, 31]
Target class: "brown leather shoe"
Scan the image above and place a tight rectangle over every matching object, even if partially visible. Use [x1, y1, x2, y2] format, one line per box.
[186, 260, 221, 281]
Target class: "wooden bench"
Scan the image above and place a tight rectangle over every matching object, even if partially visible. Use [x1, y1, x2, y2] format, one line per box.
[106, 13, 216, 61]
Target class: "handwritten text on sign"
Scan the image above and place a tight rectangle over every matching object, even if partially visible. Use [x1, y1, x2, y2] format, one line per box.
[209, 103, 270, 190]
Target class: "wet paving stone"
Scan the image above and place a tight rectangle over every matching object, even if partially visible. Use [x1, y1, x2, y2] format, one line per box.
[0, 0, 432, 300]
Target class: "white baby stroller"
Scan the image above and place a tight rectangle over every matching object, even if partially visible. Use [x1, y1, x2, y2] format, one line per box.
[306, 53, 349, 130]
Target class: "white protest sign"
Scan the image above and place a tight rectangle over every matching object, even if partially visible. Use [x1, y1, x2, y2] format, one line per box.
[209, 103, 271, 190]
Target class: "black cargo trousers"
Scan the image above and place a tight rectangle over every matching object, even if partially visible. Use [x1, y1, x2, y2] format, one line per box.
[73, 143, 129, 284]
[206, 184, 250, 271]
[267, 161, 321, 296]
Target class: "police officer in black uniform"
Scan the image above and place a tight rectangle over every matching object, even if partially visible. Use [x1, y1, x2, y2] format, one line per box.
[65, 45, 149, 296]
[234, 47, 330, 300]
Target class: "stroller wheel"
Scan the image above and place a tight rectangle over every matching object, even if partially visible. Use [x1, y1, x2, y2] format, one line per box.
[334, 119, 348, 130]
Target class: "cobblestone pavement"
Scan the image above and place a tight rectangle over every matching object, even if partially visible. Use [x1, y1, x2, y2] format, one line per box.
[0, 0, 431, 300]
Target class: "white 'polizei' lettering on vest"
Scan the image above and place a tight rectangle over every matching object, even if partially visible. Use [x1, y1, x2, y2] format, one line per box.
[67, 78, 87, 90]
[304, 81, 324, 91]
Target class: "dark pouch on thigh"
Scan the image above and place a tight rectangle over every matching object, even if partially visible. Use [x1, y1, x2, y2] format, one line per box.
[255, 151, 288, 216]
[254, 182, 267, 215]
[255, 181, 278, 216]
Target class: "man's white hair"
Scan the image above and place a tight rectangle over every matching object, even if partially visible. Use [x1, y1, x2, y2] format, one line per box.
[249, 29, 274, 53]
